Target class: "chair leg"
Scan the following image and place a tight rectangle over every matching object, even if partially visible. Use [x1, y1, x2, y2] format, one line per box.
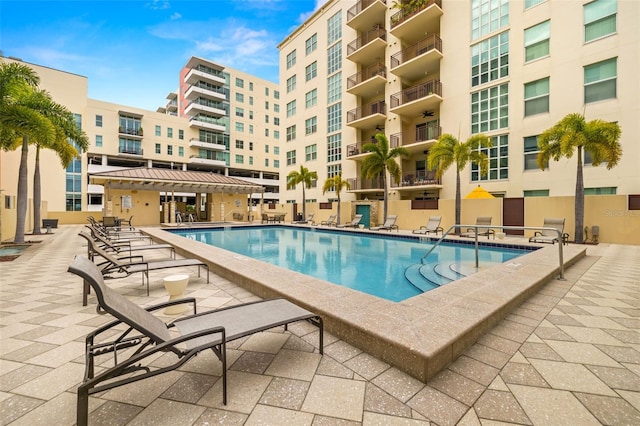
[77, 385, 89, 426]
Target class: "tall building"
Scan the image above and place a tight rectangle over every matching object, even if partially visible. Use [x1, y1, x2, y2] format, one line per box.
[278, 0, 639, 205]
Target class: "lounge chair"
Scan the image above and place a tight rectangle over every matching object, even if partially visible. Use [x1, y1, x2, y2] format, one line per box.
[460, 216, 495, 239]
[530, 218, 569, 245]
[293, 213, 314, 224]
[78, 232, 209, 304]
[319, 214, 336, 226]
[412, 216, 443, 235]
[371, 215, 399, 232]
[336, 214, 363, 228]
[84, 225, 175, 259]
[67, 256, 323, 426]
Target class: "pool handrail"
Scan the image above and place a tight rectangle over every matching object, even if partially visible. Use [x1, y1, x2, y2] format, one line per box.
[420, 224, 566, 280]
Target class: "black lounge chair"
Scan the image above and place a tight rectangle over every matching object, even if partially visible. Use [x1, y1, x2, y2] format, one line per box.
[67, 256, 323, 426]
[78, 232, 209, 304]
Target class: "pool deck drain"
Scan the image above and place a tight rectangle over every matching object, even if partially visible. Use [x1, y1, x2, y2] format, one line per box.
[145, 227, 587, 382]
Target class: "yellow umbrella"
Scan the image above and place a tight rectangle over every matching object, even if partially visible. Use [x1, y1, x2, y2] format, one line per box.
[465, 185, 495, 199]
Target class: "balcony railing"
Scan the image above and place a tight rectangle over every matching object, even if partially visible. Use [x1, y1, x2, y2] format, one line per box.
[118, 147, 143, 156]
[346, 139, 378, 157]
[347, 63, 386, 90]
[390, 0, 442, 29]
[390, 34, 442, 69]
[346, 100, 386, 123]
[347, 26, 386, 56]
[390, 80, 442, 108]
[390, 124, 441, 147]
[118, 127, 143, 137]
[391, 170, 441, 187]
[347, 177, 385, 191]
[347, 0, 386, 21]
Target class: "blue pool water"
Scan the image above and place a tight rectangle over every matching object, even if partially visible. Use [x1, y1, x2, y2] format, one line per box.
[169, 226, 534, 302]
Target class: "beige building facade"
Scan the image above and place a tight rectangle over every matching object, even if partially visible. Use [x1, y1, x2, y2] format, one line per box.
[277, 0, 639, 204]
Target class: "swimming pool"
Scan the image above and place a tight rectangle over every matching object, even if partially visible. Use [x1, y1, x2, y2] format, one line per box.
[170, 226, 534, 302]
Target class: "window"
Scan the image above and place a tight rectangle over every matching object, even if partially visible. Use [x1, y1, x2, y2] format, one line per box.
[327, 43, 342, 74]
[327, 11, 342, 44]
[274, 159, 280, 168]
[274, 104, 280, 113]
[524, 20, 550, 62]
[472, 134, 508, 181]
[155, 125, 161, 136]
[265, 87, 269, 96]
[524, 189, 549, 197]
[95, 115, 102, 127]
[249, 156, 254, 165]
[525, 0, 545, 9]
[265, 115, 269, 124]
[305, 116, 317, 135]
[95, 135, 102, 148]
[249, 111, 254, 119]
[524, 77, 549, 116]
[274, 130, 280, 139]
[236, 122, 244, 132]
[235, 154, 244, 164]
[236, 139, 244, 149]
[306, 33, 318, 55]
[236, 107, 244, 117]
[471, 83, 509, 133]
[263, 158, 267, 167]
[327, 134, 342, 162]
[327, 103, 342, 133]
[274, 117, 280, 126]
[524, 135, 547, 170]
[265, 101, 269, 110]
[155, 143, 161, 154]
[286, 100, 297, 117]
[119, 115, 141, 135]
[274, 146, 279, 155]
[178, 146, 184, 157]
[584, 58, 617, 103]
[249, 82, 254, 91]
[306, 89, 318, 108]
[471, 31, 509, 87]
[265, 145, 269, 153]
[178, 130, 184, 140]
[585, 187, 616, 195]
[287, 75, 297, 93]
[167, 145, 173, 155]
[286, 125, 296, 141]
[305, 144, 317, 161]
[584, 0, 616, 42]
[286, 150, 296, 166]
[249, 125, 254, 134]
[274, 90, 280, 99]
[327, 73, 342, 103]
[286, 50, 296, 69]
[236, 77, 244, 88]
[167, 128, 173, 138]
[306, 62, 317, 81]
[265, 129, 269, 137]
[471, 0, 509, 40]
[236, 93, 244, 102]
[249, 96, 253, 106]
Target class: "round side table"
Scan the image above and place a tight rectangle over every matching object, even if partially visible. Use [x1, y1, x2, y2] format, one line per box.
[162, 274, 190, 315]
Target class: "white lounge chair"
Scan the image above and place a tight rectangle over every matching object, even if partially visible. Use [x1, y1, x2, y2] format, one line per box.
[529, 218, 569, 245]
[371, 215, 398, 232]
[412, 216, 443, 235]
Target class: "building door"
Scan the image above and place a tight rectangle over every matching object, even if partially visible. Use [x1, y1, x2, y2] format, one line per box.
[503, 197, 524, 235]
[356, 205, 371, 229]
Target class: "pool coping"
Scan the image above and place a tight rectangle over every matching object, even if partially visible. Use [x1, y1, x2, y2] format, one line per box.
[143, 226, 587, 382]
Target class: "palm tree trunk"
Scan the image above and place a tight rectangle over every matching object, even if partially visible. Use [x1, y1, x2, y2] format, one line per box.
[455, 170, 461, 234]
[336, 193, 341, 225]
[301, 185, 306, 220]
[575, 146, 584, 243]
[32, 146, 42, 234]
[382, 173, 389, 223]
[14, 136, 29, 243]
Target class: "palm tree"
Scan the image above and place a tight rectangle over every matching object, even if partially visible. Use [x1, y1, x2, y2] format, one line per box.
[538, 113, 621, 244]
[427, 133, 492, 234]
[286, 165, 318, 220]
[322, 173, 351, 225]
[361, 133, 409, 223]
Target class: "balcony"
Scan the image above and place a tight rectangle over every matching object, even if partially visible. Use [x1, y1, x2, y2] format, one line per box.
[184, 68, 226, 86]
[189, 117, 226, 132]
[346, 177, 385, 192]
[188, 139, 227, 151]
[389, 79, 442, 117]
[118, 127, 143, 138]
[346, 63, 387, 97]
[346, 100, 386, 130]
[391, 170, 441, 188]
[185, 85, 226, 102]
[188, 155, 227, 168]
[346, 26, 387, 64]
[346, 139, 378, 158]
[185, 100, 226, 117]
[347, 0, 387, 32]
[389, 124, 441, 153]
[390, 34, 443, 80]
[390, 0, 443, 41]
[118, 146, 143, 157]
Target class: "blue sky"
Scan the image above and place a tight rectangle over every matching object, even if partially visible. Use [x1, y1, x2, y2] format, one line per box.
[1, 0, 323, 111]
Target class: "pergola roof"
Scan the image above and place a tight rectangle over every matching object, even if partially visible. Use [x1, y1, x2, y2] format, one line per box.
[89, 168, 264, 194]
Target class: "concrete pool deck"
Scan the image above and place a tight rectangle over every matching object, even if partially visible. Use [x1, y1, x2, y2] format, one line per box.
[1, 225, 639, 424]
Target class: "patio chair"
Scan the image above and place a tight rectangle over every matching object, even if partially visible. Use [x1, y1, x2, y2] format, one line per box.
[88, 221, 152, 243]
[78, 232, 209, 304]
[412, 215, 443, 235]
[68, 255, 323, 426]
[460, 217, 495, 239]
[84, 225, 175, 259]
[371, 215, 399, 232]
[119, 215, 135, 230]
[336, 214, 363, 228]
[529, 218, 569, 245]
[319, 214, 336, 226]
[293, 213, 314, 224]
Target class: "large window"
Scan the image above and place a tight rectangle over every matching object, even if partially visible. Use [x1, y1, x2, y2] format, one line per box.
[286, 50, 296, 69]
[524, 135, 546, 170]
[584, 0, 617, 42]
[305, 116, 317, 135]
[525, 0, 545, 9]
[471, 0, 509, 40]
[286, 75, 296, 93]
[236, 122, 244, 132]
[286, 125, 296, 142]
[524, 20, 550, 62]
[306, 33, 318, 55]
[305, 144, 317, 161]
[327, 134, 342, 163]
[286, 150, 296, 166]
[306, 89, 318, 108]
[327, 43, 342, 74]
[327, 73, 342, 103]
[66, 115, 83, 211]
[236, 93, 244, 102]
[286, 100, 297, 117]
[236, 77, 244, 88]
[472, 134, 508, 181]
[327, 11, 342, 44]
[306, 62, 318, 81]
[236, 107, 244, 117]
[327, 103, 341, 133]
[524, 77, 549, 116]
[471, 31, 509, 87]
[584, 58, 617, 103]
[471, 83, 509, 133]
[235, 154, 244, 164]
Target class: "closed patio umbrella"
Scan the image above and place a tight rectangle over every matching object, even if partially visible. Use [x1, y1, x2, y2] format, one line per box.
[465, 185, 495, 199]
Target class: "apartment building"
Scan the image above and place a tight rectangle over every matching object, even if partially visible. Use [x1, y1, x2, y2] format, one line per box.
[1, 56, 281, 220]
[277, 0, 639, 206]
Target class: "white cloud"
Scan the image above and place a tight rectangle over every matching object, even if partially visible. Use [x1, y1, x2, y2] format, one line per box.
[297, 0, 326, 25]
[146, 0, 171, 11]
[170, 12, 182, 20]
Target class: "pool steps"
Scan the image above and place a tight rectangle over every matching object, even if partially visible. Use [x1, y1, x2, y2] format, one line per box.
[404, 260, 503, 293]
